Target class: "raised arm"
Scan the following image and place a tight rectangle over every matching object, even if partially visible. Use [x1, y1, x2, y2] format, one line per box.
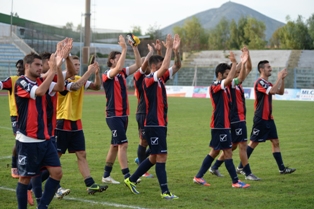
[156, 34, 173, 78]
[70, 63, 97, 91]
[108, 35, 127, 78]
[224, 51, 237, 86]
[127, 42, 142, 75]
[87, 61, 101, 90]
[171, 34, 181, 75]
[245, 46, 252, 77]
[141, 44, 154, 73]
[270, 68, 287, 95]
[237, 48, 249, 83]
[152, 39, 163, 56]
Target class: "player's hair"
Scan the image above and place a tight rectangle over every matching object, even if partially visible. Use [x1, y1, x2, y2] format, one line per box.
[148, 55, 164, 67]
[257, 60, 269, 73]
[15, 59, 23, 68]
[72, 55, 79, 60]
[23, 52, 42, 66]
[215, 63, 231, 77]
[107, 51, 121, 67]
[39, 52, 51, 60]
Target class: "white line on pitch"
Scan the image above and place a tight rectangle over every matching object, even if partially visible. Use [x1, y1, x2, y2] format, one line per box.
[0, 126, 11, 130]
[0, 156, 11, 160]
[0, 186, 150, 209]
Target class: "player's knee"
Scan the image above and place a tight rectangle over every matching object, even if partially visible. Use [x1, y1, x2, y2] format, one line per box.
[271, 139, 280, 148]
[50, 168, 62, 181]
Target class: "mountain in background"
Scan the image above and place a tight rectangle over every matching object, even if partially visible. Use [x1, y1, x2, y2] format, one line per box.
[160, 1, 285, 41]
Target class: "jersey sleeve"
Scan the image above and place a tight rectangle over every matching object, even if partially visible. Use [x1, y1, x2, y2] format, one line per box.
[211, 80, 224, 93]
[15, 78, 38, 100]
[0, 77, 13, 90]
[256, 79, 272, 95]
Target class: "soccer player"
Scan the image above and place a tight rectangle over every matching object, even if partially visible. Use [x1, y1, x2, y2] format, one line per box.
[124, 34, 181, 199]
[193, 51, 250, 188]
[15, 52, 64, 209]
[237, 60, 296, 174]
[101, 35, 141, 184]
[55, 55, 108, 194]
[209, 47, 261, 181]
[0, 59, 24, 179]
[133, 44, 154, 178]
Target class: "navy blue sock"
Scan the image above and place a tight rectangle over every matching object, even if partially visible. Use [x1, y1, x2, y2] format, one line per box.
[122, 168, 130, 179]
[239, 146, 254, 169]
[211, 159, 224, 170]
[38, 177, 59, 209]
[225, 159, 239, 184]
[145, 148, 151, 158]
[41, 170, 50, 183]
[31, 175, 42, 205]
[137, 145, 146, 164]
[84, 177, 95, 187]
[27, 182, 32, 191]
[104, 166, 112, 178]
[243, 163, 252, 176]
[16, 182, 28, 209]
[195, 155, 214, 178]
[155, 162, 169, 194]
[12, 156, 17, 168]
[273, 152, 285, 171]
[130, 158, 154, 182]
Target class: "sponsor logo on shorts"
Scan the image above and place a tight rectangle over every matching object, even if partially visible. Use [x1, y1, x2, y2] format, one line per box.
[112, 130, 117, 137]
[253, 128, 260, 136]
[18, 155, 27, 165]
[235, 128, 242, 135]
[219, 134, 227, 142]
[150, 137, 159, 145]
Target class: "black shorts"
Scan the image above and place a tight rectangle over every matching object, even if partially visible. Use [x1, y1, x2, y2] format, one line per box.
[16, 139, 60, 177]
[144, 127, 167, 155]
[210, 129, 232, 150]
[56, 130, 86, 153]
[250, 117, 278, 142]
[106, 116, 128, 145]
[136, 113, 146, 140]
[231, 121, 248, 143]
[11, 116, 18, 134]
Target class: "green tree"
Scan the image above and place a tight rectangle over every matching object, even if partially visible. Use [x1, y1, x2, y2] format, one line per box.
[173, 17, 208, 51]
[145, 23, 163, 40]
[243, 17, 266, 49]
[208, 17, 230, 50]
[63, 22, 74, 31]
[130, 25, 142, 36]
[306, 14, 314, 47]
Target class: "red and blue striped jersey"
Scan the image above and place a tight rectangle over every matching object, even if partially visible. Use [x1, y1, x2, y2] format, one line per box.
[229, 82, 246, 123]
[253, 78, 273, 120]
[15, 76, 50, 140]
[133, 69, 146, 114]
[143, 70, 172, 127]
[102, 67, 130, 117]
[209, 80, 231, 129]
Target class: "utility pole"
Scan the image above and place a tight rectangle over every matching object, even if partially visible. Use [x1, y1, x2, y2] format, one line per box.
[10, 0, 13, 37]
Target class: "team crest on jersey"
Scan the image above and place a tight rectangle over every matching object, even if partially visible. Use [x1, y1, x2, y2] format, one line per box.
[219, 134, 227, 142]
[150, 137, 159, 145]
[18, 155, 27, 165]
[20, 80, 27, 88]
[259, 80, 267, 89]
[253, 128, 260, 136]
[112, 130, 117, 137]
[235, 128, 242, 135]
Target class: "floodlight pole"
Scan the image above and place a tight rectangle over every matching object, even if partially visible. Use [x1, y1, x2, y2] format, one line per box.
[79, 13, 85, 76]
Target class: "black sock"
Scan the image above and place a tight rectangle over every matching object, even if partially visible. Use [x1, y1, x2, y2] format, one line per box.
[211, 159, 224, 170]
[239, 146, 254, 169]
[273, 152, 285, 171]
[137, 145, 146, 164]
[130, 158, 154, 182]
[225, 159, 239, 184]
[156, 162, 168, 194]
[195, 155, 214, 178]
[16, 182, 28, 209]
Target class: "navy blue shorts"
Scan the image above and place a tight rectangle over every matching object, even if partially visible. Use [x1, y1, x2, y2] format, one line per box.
[250, 117, 278, 142]
[231, 121, 248, 143]
[210, 129, 232, 150]
[136, 113, 146, 140]
[106, 116, 128, 145]
[144, 127, 167, 155]
[16, 139, 61, 177]
[56, 130, 85, 153]
[11, 116, 18, 134]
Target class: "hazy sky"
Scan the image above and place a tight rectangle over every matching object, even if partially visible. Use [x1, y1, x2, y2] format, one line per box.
[1, 0, 313, 34]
